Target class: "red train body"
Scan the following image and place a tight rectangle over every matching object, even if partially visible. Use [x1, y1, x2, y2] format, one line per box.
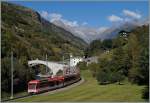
[28, 74, 80, 94]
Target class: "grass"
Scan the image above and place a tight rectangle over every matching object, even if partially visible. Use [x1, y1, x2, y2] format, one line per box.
[14, 70, 145, 102]
[2, 91, 28, 101]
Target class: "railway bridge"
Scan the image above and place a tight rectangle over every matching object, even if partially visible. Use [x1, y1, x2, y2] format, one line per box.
[28, 59, 69, 77]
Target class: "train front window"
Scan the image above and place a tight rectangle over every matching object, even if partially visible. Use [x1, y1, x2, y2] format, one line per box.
[29, 83, 36, 89]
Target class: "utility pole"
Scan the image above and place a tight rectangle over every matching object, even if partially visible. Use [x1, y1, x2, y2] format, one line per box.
[10, 51, 13, 99]
[62, 55, 64, 64]
[69, 53, 72, 74]
[46, 54, 48, 74]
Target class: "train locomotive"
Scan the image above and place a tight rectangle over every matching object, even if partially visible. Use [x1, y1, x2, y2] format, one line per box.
[28, 66, 81, 94]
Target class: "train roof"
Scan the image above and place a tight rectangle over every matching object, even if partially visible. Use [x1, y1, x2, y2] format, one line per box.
[29, 80, 40, 84]
[48, 76, 64, 81]
[29, 76, 65, 84]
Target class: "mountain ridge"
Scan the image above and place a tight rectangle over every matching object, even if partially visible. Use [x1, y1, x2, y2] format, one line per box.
[50, 15, 148, 43]
[2, 1, 87, 60]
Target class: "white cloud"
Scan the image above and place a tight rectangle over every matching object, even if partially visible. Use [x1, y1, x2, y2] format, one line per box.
[40, 11, 50, 19]
[123, 9, 141, 19]
[82, 22, 88, 25]
[62, 19, 78, 27]
[40, 11, 78, 27]
[108, 15, 123, 22]
[49, 13, 62, 22]
[98, 27, 109, 33]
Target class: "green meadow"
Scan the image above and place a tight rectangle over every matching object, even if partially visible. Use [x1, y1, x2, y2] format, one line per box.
[14, 70, 145, 102]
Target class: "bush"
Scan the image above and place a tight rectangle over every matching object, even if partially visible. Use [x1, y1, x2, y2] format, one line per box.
[142, 86, 149, 100]
[96, 57, 125, 85]
[97, 70, 109, 84]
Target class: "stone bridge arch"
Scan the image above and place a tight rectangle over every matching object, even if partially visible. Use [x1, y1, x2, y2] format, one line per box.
[28, 59, 68, 76]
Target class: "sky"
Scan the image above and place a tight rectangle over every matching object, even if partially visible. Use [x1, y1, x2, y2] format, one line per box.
[8, 1, 148, 28]
[7, 0, 149, 43]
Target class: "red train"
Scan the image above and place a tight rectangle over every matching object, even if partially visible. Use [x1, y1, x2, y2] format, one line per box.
[28, 73, 81, 94]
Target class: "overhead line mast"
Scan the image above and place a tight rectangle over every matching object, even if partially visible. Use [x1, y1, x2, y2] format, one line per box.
[10, 51, 14, 99]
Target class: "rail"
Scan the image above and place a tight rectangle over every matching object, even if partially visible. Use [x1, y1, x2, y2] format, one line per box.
[1, 77, 84, 102]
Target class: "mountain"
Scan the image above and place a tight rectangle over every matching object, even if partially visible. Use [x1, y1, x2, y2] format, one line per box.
[50, 16, 148, 43]
[86, 24, 149, 57]
[52, 20, 98, 43]
[95, 21, 144, 40]
[1, 2, 87, 60]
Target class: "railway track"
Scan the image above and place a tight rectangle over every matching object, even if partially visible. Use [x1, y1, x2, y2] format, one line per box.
[2, 77, 84, 102]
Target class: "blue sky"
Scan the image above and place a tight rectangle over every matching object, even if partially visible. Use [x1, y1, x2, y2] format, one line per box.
[8, 1, 148, 28]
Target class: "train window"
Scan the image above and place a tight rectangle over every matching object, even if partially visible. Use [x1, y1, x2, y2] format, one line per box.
[29, 83, 36, 89]
[56, 81, 59, 85]
[64, 76, 76, 82]
[39, 82, 48, 88]
[49, 81, 55, 87]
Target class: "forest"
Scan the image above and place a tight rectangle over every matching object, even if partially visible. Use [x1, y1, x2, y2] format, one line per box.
[81, 25, 149, 99]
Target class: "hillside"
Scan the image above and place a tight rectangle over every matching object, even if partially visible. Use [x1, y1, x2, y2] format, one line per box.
[86, 24, 149, 100]
[1, 2, 87, 60]
[1, 2, 87, 98]
[86, 25, 149, 57]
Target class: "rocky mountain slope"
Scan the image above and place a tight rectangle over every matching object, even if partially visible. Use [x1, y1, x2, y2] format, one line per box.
[2, 2, 87, 61]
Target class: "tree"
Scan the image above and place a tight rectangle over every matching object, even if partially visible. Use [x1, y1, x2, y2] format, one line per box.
[102, 39, 113, 50]
[90, 39, 102, 50]
[96, 45, 127, 85]
[115, 70, 125, 85]
[87, 39, 103, 56]
[56, 70, 63, 76]
[128, 33, 141, 84]
[142, 86, 149, 100]
[125, 26, 149, 99]
[96, 58, 110, 84]
[1, 57, 11, 92]
[112, 38, 122, 48]
[112, 47, 129, 76]
[88, 63, 99, 77]
[77, 61, 87, 70]
[97, 70, 109, 84]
